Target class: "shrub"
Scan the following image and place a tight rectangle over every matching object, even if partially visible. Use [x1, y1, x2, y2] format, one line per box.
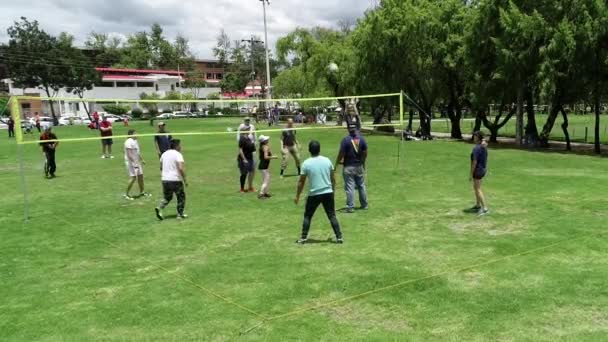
[102, 104, 130, 115]
[131, 108, 143, 119]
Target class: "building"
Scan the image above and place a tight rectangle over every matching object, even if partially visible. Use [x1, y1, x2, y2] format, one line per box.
[3, 67, 222, 118]
[194, 59, 226, 85]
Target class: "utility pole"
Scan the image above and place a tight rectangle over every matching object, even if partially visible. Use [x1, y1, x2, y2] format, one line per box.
[260, 0, 272, 101]
[241, 35, 263, 83]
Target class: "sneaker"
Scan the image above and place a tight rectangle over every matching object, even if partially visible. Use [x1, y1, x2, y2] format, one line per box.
[359, 206, 369, 210]
[264, 193, 272, 198]
[139, 192, 152, 198]
[296, 238, 308, 245]
[249, 187, 256, 192]
[101, 155, 107, 159]
[124, 194, 135, 201]
[177, 213, 188, 220]
[155, 207, 164, 220]
[345, 208, 355, 214]
[336, 238, 344, 244]
[240, 188, 245, 193]
[109, 155, 115, 159]
[478, 208, 489, 216]
[258, 194, 268, 200]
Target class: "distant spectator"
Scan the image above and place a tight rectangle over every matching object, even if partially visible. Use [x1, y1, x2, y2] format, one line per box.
[7, 117, 15, 138]
[34, 112, 41, 133]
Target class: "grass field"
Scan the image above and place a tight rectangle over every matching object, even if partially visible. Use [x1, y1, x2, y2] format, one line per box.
[1, 118, 607, 341]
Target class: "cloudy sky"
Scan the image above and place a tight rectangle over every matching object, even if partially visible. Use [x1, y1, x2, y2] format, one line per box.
[0, 0, 374, 59]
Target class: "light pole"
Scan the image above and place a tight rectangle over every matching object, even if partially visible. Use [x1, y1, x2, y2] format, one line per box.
[260, 0, 272, 101]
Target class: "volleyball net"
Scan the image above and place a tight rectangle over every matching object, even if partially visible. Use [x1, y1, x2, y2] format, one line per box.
[9, 92, 406, 145]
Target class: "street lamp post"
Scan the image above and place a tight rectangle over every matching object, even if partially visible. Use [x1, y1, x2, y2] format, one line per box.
[260, 0, 272, 101]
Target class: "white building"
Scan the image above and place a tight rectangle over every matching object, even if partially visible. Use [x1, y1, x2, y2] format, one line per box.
[2, 67, 221, 118]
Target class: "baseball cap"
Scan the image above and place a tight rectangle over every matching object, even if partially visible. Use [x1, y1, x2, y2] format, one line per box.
[259, 135, 270, 143]
[158, 121, 165, 126]
[244, 117, 251, 121]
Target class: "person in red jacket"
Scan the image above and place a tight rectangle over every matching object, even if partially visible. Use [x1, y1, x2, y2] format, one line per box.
[99, 116, 114, 159]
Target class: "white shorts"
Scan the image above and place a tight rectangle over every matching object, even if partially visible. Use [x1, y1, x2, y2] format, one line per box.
[126, 162, 143, 177]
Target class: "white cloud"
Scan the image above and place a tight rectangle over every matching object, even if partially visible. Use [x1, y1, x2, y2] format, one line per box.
[0, 0, 373, 59]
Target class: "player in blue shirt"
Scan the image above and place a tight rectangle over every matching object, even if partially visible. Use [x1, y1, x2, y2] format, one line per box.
[294, 140, 343, 244]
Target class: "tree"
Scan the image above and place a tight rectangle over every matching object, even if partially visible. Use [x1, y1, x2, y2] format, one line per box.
[85, 32, 122, 67]
[64, 48, 100, 120]
[6, 18, 68, 125]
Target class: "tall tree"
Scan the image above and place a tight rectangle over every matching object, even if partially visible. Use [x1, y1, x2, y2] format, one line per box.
[6, 18, 67, 124]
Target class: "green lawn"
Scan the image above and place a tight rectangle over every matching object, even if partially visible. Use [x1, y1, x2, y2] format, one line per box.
[1, 118, 607, 341]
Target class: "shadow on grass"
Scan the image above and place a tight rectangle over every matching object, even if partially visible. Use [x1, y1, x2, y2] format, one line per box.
[303, 238, 336, 244]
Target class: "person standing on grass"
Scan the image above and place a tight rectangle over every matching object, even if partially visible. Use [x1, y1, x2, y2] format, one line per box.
[7, 117, 15, 138]
[154, 122, 172, 158]
[470, 131, 489, 216]
[280, 118, 301, 178]
[238, 130, 256, 193]
[99, 116, 114, 159]
[124, 129, 151, 200]
[156, 139, 188, 220]
[294, 140, 343, 245]
[93, 111, 100, 129]
[258, 135, 278, 199]
[34, 112, 41, 133]
[39, 126, 58, 179]
[335, 124, 368, 213]
[236, 117, 256, 144]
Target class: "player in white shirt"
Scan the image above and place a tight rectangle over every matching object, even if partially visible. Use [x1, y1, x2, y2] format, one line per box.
[155, 139, 188, 220]
[236, 117, 257, 144]
[123, 129, 150, 200]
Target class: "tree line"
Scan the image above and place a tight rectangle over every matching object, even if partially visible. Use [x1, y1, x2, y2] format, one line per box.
[272, 0, 608, 152]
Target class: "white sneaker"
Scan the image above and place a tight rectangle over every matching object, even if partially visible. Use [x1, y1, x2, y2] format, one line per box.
[123, 194, 135, 200]
[177, 213, 188, 219]
[101, 155, 107, 159]
[110, 155, 115, 159]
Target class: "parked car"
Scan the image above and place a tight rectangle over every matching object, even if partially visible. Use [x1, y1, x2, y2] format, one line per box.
[103, 114, 123, 123]
[156, 113, 175, 119]
[58, 116, 86, 126]
[240, 107, 249, 114]
[28, 116, 54, 129]
[172, 111, 190, 119]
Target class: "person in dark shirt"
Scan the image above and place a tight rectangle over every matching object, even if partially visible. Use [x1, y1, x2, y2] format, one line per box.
[39, 126, 58, 178]
[154, 122, 172, 158]
[470, 131, 489, 216]
[335, 124, 368, 213]
[280, 118, 301, 178]
[238, 131, 257, 192]
[7, 117, 15, 138]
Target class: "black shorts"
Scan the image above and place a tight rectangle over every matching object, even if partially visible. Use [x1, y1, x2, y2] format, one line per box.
[238, 158, 255, 175]
[102, 138, 113, 146]
[473, 168, 486, 180]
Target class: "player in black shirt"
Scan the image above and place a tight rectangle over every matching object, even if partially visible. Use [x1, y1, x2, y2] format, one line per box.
[39, 127, 58, 178]
[238, 131, 257, 192]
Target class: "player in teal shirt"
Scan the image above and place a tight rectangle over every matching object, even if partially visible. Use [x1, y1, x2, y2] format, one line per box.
[294, 140, 343, 244]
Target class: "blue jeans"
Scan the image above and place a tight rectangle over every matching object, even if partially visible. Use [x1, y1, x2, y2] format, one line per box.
[343, 165, 368, 209]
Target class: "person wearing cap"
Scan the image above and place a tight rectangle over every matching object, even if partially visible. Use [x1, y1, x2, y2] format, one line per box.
[280, 118, 301, 178]
[124, 129, 150, 200]
[236, 117, 256, 144]
[257, 135, 278, 199]
[335, 124, 368, 213]
[294, 140, 343, 244]
[470, 131, 489, 216]
[154, 121, 172, 158]
[238, 130, 256, 193]
[39, 126, 58, 178]
[99, 115, 114, 159]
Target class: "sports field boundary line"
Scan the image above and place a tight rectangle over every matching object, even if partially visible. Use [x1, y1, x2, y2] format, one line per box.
[261, 231, 604, 323]
[55, 218, 267, 320]
[16, 123, 403, 145]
